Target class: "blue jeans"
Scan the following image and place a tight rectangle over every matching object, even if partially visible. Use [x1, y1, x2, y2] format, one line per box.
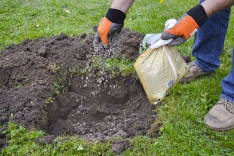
[192, 0, 234, 102]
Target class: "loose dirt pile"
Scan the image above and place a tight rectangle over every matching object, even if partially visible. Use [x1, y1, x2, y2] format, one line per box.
[0, 28, 162, 151]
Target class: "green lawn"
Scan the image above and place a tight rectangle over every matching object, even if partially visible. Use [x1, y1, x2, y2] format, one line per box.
[1, 0, 234, 155]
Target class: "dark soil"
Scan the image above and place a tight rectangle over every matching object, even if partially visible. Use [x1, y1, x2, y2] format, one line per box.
[0, 28, 163, 152]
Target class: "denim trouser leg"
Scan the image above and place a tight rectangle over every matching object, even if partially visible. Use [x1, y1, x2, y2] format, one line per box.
[193, 0, 233, 102]
[221, 51, 234, 102]
[192, 0, 231, 72]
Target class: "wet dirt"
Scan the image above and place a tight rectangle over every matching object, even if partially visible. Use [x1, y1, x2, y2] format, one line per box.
[0, 28, 162, 148]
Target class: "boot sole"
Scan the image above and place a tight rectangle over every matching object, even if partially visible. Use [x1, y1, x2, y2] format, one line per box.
[205, 124, 234, 131]
[179, 71, 215, 84]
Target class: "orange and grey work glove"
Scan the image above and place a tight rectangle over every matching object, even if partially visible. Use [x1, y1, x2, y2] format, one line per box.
[93, 8, 126, 48]
[161, 5, 207, 46]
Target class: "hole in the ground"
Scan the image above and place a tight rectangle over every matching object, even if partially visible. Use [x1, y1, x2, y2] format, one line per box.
[44, 74, 157, 140]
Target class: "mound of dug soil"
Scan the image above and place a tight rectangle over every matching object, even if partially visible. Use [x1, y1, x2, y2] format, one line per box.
[0, 28, 161, 147]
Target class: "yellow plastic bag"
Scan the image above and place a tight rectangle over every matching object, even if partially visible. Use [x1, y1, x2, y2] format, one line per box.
[134, 45, 189, 104]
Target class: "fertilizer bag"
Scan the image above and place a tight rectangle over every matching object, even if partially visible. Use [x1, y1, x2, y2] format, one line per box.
[134, 36, 189, 104]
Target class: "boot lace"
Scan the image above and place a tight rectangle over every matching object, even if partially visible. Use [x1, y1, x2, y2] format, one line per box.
[225, 100, 234, 114]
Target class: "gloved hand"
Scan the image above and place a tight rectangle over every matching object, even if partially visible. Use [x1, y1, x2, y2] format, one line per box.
[161, 5, 207, 46]
[93, 8, 126, 48]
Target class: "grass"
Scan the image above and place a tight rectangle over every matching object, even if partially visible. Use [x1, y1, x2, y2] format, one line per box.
[91, 56, 136, 76]
[2, 122, 113, 156]
[1, 0, 234, 155]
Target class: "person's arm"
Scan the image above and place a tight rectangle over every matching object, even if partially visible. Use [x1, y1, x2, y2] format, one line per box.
[111, 0, 135, 14]
[161, 0, 234, 46]
[201, 0, 234, 16]
[93, 0, 135, 48]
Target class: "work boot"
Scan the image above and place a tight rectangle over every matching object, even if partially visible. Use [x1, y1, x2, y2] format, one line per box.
[204, 98, 234, 130]
[180, 61, 214, 83]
